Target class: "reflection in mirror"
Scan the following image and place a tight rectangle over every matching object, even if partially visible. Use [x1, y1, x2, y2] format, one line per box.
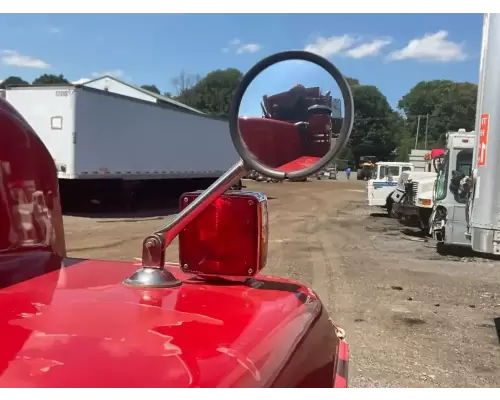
[238, 59, 345, 175]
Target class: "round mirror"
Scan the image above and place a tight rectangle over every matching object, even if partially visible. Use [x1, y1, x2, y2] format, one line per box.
[229, 51, 354, 181]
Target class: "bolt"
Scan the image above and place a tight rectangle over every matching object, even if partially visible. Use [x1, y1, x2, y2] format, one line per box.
[248, 200, 254, 206]
[183, 197, 188, 203]
[247, 268, 253, 274]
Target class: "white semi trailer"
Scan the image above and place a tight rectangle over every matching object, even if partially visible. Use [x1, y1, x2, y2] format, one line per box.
[465, 13, 500, 255]
[4, 85, 239, 210]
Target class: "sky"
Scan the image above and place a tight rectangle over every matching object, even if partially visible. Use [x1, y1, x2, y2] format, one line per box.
[0, 13, 484, 115]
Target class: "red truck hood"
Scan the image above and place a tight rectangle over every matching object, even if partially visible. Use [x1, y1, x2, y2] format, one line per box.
[276, 156, 321, 173]
[0, 257, 321, 387]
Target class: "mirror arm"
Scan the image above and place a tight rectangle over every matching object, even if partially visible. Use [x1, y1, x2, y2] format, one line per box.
[124, 160, 246, 288]
[155, 159, 246, 250]
[144, 160, 246, 268]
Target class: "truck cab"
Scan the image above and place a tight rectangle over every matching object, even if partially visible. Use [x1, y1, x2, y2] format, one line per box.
[390, 149, 444, 231]
[430, 131, 475, 246]
[367, 162, 414, 210]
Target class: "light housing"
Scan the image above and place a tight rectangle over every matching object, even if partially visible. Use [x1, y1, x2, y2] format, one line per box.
[418, 198, 432, 207]
[178, 190, 268, 277]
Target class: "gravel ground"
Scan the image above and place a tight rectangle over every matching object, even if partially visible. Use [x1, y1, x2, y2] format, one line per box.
[64, 178, 500, 388]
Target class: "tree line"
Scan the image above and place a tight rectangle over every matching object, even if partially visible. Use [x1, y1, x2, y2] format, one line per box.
[0, 70, 478, 164]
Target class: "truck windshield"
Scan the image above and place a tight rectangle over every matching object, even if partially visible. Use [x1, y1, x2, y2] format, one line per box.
[456, 149, 473, 177]
[435, 151, 449, 201]
[386, 166, 400, 177]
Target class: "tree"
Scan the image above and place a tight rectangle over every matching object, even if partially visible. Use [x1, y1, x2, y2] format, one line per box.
[32, 74, 70, 85]
[173, 68, 243, 117]
[0, 76, 29, 89]
[171, 71, 201, 97]
[140, 84, 161, 95]
[345, 77, 404, 163]
[398, 80, 478, 147]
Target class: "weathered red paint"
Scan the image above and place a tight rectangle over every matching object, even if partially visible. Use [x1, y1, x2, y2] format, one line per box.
[0, 97, 348, 387]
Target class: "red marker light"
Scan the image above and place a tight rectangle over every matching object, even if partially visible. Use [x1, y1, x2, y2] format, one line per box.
[462, 139, 469, 143]
[178, 191, 268, 277]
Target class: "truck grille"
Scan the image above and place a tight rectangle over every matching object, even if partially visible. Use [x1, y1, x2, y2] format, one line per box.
[412, 182, 419, 198]
[402, 181, 418, 205]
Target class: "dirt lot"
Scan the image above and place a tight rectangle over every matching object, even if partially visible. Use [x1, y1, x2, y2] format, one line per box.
[64, 178, 500, 388]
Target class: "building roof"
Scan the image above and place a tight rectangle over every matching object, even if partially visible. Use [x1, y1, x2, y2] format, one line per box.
[82, 75, 205, 115]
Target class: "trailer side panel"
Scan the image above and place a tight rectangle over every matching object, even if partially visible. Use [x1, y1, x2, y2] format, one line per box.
[73, 88, 238, 179]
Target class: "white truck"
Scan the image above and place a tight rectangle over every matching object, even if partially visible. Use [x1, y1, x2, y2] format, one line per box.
[367, 161, 414, 216]
[430, 131, 475, 247]
[4, 85, 239, 210]
[390, 150, 443, 230]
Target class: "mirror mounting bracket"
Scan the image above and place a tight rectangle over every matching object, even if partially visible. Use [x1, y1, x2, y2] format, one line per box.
[123, 160, 247, 288]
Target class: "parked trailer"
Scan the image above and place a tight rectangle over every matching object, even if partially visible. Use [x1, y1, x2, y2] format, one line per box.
[4, 85, 239, 210]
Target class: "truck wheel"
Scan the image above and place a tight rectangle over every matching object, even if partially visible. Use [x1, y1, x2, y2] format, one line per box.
[357, 169, 363, 180]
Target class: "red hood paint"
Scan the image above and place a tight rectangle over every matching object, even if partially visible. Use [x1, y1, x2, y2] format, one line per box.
[0, 257, 331, 388]
[276, 156, 321, 173]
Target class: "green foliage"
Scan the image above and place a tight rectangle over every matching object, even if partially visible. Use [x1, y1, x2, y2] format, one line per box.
[32, 74, 70, 85]
[173, 68, 243, 118]
[140, 84, 161, 95]
[347, 80, 403, 163]
[398, 80, 477, 147]
[0, 76, 29, 89]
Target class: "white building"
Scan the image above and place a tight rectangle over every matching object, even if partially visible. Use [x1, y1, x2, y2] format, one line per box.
[80, 75, 205, 116]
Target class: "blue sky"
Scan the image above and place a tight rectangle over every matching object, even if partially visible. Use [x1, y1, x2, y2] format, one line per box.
[0, 13, 484, 115]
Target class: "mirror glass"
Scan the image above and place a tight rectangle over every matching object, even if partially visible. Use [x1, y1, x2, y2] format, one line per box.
[237, 59, 345, 174]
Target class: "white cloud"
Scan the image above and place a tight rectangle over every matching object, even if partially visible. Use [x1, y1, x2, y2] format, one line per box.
[346, 38, 392, 59]
[387, 31, 467, 62]
[224, 38, 261, 54]
[48, 26, 60, 34]
[304, 35, 356, 58]
[91, 69, 124, 78]
[72, 78, 90, 85]
[1, 50, 50, 69]
[236, 43, 261, 54]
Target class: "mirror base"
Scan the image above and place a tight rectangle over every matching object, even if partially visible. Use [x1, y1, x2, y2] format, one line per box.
[123, 267, 182, 289]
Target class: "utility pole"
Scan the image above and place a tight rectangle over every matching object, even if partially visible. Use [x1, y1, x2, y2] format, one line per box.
[414, 115, 421, 149]
[424, 114, 429, 149]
